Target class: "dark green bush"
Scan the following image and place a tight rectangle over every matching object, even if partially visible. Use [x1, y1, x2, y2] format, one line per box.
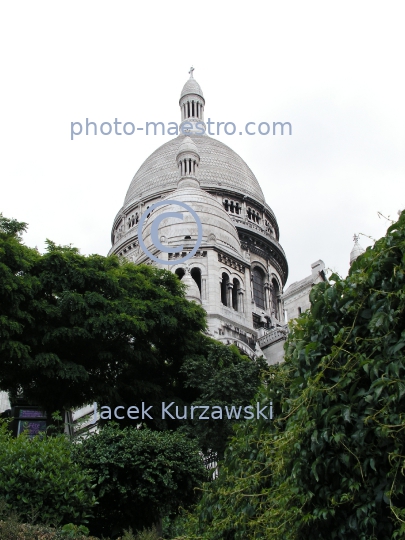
[74, 424, 207, 538]
[0, 421, 96, 527]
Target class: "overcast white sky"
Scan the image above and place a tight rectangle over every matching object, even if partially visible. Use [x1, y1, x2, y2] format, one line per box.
[1, 1, 404, 287]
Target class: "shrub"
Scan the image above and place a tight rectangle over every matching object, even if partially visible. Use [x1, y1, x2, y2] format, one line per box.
[74, 424, 207, 538]
[0, 421, 96, 527]
[0, 506, 96, 540]
[131, 527, 160, 540]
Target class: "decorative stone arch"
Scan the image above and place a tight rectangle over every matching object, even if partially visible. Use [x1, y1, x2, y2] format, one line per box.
[219, 266, 231, 277]
[250, 259, 267, 275]
[270, 272, 282, 291]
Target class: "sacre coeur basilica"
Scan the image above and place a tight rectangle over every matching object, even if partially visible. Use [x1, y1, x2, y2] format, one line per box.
[108, 68, 328, 366]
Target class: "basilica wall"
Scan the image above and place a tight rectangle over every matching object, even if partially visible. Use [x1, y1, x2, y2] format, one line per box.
[283, 260, 326, 322]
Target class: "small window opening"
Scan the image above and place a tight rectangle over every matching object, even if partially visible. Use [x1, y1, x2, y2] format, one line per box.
[175, 268, 185, 280]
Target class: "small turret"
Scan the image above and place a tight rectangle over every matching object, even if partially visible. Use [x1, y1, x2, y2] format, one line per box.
[176, 136, 200, 188]
[350, 234, 365, 266]
[179, 67, 206, 135]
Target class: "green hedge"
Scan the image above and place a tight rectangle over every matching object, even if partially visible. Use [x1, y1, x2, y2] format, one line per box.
[0, 421, 96, 527]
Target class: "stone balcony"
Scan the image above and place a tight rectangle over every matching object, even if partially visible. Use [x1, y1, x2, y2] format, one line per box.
[257, 326, 288, 349]
[230, 216, 287, 255]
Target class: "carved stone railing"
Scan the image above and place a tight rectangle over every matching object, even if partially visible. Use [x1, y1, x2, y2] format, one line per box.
[231, 217, 286, 254]
[109, 228, 138, 255]
[258, 326, 288, 348]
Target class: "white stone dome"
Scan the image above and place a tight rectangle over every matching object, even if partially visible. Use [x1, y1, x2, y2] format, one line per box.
[124, 135, 265, 206]
[180, 77, 204, 99]
[139, 185, 242, 258]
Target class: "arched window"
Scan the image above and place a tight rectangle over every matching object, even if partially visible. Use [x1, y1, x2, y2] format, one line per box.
[252, 267, 265, 309]
[271, 278, 280, 319]
[232, 278, 240, 310]
[191, 267, 201, 293]
[221, 273, 229, 306]
[175, 268, 185, 280]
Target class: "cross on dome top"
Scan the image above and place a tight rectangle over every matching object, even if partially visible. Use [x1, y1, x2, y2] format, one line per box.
[189, 66, 195, 78]
[350, 233, 365, 265]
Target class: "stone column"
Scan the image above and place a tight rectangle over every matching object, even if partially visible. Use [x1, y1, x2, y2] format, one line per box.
[276, 294, 282, 321]
[227, 282, 233, 308]
[269, 284, 276, 318]
[202, 278, 207, 301]
[242, 196, 247, 221]
[264, 282, 271, 311]
[219, 276, 223, 305]
[238, 288, 244, 313]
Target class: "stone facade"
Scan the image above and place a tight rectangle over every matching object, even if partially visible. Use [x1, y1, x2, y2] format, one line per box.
[283, 260, 327, 322]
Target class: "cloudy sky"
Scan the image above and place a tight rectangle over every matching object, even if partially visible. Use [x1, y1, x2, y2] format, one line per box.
[1, 1, 403, 286]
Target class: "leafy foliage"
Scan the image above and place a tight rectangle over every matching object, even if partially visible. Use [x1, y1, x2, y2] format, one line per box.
[184, 211, 405, 539]
[61, 523, 90, 538]
[0, 213, 266, 457]
[0, 213, 268, 538]
[179, 342, 267, 459]
[73, 424, 207, 538]
[0, 215, 40, 393]
[0, 421, 96, 527]
[0, 214, 206, 418]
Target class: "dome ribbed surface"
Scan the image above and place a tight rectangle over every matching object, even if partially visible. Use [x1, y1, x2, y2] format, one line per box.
[180, 78, 204, 99]
[124, 135, 265, 206]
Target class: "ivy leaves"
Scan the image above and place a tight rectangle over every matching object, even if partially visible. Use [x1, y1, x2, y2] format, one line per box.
[183, 211, 405, 540]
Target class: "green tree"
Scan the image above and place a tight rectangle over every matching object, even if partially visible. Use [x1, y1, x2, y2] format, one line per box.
[0, 214, 40, 396]
[186, 211, 405, 540]
[74, 424, 208, 538]
[0, 214, 266, 456]
[0, 420, 96, 527]
[0, 214, 206, 419]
